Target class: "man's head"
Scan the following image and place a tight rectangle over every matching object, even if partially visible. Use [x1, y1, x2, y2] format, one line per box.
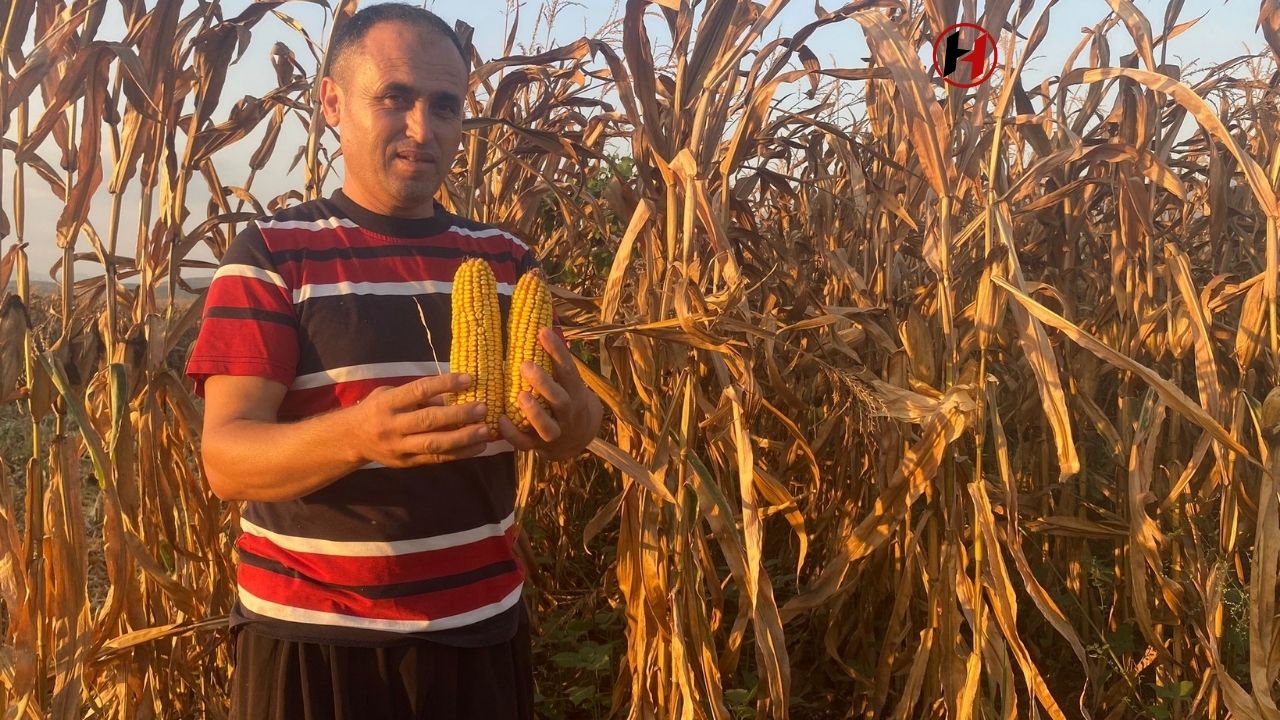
[319, 4, 469, 218]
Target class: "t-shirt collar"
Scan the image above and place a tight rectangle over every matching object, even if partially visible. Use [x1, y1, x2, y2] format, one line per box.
[329, 188, 454, 238]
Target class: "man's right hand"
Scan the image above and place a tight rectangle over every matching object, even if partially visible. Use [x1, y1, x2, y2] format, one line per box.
[351, 373, 495, 468]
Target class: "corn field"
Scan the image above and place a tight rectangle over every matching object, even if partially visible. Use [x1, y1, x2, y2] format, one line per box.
[2, 0, 1280, 717]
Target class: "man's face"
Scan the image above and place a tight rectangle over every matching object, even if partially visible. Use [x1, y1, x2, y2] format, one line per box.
[320, 22, 467, 217]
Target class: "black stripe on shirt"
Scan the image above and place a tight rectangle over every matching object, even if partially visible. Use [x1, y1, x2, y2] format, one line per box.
[206, 306, 298, 326]
[271, 244, 521, 267]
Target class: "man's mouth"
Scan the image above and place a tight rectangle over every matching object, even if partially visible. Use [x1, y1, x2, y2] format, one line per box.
[395, 150, 435, 165]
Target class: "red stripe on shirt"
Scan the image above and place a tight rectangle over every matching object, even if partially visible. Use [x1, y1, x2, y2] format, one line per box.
[290, 255, 466, 286]
[196, 314, 298, 347]
[237, 561, 522, 621]
[234, 527, 517, 587]
[280, 376, 417, 417]
[207, 273, 293, 311]
[284, 254, 522, 286]
[263, 225, 529, 257]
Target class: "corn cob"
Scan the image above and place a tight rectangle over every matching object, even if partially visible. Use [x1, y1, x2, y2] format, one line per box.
[449, 258, 504, 433]
[505, 270, 555, 431]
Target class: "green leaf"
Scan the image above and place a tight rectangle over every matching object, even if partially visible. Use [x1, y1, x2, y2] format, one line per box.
[1155, 680, 1196, 700]
[551, 651, 587, 669]
[1109, 623, 1136, 654]
[580, 642, 611, 671]
[568, 685, 596, 706]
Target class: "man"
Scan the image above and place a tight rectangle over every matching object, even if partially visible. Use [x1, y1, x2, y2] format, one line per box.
[184, 4, 603, 718]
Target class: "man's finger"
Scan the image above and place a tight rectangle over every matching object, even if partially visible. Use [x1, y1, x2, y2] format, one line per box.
[401, 402, 487, 434]
[519, 391, 562, 443]
[497, 415, 539, 451]
[521, 362, 571, 411]
[389, 373, 472, 411]
[403, 422, 493, 457]
[422, 439, 489, 463]
[538, 328, 586, 391]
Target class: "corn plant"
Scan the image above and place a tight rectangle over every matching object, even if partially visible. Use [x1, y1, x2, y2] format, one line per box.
[1, 0, 1279, 718]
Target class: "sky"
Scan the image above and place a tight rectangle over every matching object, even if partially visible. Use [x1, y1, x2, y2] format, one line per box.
[2, 0, 1272, 284]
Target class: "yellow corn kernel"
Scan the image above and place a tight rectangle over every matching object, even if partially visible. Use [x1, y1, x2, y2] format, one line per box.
[449, 258, 504, 433]
[505, 270, 554, 431]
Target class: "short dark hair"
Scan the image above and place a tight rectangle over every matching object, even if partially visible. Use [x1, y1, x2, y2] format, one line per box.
[326, 3, 468, 81]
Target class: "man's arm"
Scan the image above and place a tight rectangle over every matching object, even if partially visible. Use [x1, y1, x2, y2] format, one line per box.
[201, 373, 493, 503]
[201, 375, 363, 502]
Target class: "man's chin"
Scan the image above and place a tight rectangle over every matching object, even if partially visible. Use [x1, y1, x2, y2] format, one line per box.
[382, 184, 439, 214]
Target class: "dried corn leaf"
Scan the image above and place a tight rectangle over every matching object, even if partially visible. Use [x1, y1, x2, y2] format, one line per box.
[994, 276, 1252, 460]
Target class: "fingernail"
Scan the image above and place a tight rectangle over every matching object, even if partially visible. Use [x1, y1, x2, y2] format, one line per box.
[458, 373, 472, 385]
[473, 404, 486, 419]
[476, 427, 491, 441]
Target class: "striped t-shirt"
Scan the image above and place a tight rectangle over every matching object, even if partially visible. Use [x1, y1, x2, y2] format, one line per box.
[185, 189, 542, 647]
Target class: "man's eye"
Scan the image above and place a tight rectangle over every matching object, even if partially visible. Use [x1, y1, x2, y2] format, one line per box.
[434, 104, 459, 116]
[384, 94, 408, 105]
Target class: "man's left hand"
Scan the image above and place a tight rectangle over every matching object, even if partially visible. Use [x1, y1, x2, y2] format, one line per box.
[497, 328, 603, 460]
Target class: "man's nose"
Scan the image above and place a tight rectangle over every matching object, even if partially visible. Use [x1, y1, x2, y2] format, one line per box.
[405, 101, 431, 142]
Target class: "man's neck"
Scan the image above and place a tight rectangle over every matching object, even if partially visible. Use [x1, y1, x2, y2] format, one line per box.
[341, 184, 435, 219]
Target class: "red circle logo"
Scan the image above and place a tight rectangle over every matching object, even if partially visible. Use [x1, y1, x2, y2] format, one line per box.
[931, 22, 998, 88]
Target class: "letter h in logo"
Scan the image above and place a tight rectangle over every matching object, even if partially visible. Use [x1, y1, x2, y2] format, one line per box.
[942, 29, 989, 79]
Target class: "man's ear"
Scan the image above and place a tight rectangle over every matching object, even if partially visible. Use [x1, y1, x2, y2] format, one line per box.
[319, 75, 341, 127]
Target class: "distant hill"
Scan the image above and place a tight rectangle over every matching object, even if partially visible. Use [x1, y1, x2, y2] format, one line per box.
[25, 277, 213, 300]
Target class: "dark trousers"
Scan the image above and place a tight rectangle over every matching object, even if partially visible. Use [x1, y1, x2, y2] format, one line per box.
[228, 621, 535, 720]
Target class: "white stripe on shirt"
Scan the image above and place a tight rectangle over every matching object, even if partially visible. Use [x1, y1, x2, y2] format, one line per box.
[239, 511, 515, 557]
[238, 583, 523, 632]
[447, 225, 530, 250]
[257, 217, 360, 231]
[293, 279, 514, 304]
[213, 263, 287, 289]
[356, 440, 515, 470]
[290, 362, 449, 391]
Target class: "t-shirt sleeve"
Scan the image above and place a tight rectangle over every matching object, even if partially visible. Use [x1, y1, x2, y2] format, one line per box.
[184, 224, 299, 398]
